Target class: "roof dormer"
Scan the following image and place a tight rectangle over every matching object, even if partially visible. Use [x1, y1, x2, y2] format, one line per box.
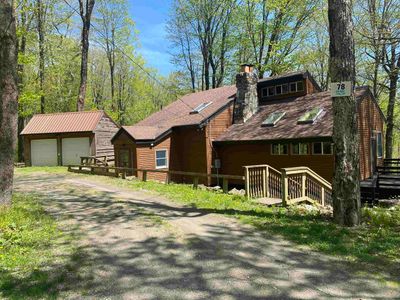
[257, 71, 321, 105]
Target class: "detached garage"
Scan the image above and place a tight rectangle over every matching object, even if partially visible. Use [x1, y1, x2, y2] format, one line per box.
[21, 111, 119, 166]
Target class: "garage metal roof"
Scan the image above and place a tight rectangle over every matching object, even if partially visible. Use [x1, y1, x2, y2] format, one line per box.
[21, 111, 105, 135]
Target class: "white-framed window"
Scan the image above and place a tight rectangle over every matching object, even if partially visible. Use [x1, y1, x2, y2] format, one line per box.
[282, 83, 289, 94]
[271, 143, 288, 155]
[267, 86, 275, 96]
[296, 81, 304, 92]
[155, 149, 168, 169]
[290, 82, 297, 92]
[312, 142, 333, 155]
[262, 87, 269, 98]
[292, 143, 309, 155]
[275, 85, 282, 95]
[377, 131, 383, 158]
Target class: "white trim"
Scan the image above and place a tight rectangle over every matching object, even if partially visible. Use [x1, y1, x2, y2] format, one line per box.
[155, 149, 168, 169]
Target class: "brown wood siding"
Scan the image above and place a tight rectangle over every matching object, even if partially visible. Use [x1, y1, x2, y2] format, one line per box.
[358, 94, 384, 180]
[94, 114, 119, 157]
[205, 103, 234, 183]
[113, 131, 137, 171]
[216, 142, 334, 184]
[171, 127, 208, 184]
[136, 136, 171, 182]
[23, 132, 95, 166]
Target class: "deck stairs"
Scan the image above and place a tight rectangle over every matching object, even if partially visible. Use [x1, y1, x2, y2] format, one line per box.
[244, 165, 332, 207]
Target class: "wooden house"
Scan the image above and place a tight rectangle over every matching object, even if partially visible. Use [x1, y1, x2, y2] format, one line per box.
[111, 86, 235, 184]
[21, 111, 119, 166]
[112, 65, 385, 184]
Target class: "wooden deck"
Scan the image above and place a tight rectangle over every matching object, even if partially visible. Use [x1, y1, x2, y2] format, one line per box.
[361, 159, 400, 203]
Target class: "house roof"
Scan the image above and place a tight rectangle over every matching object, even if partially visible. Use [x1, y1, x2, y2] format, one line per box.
[120, 85, 236, 141]
[21, 110, 106, 135]
[214, 87, 370, 143]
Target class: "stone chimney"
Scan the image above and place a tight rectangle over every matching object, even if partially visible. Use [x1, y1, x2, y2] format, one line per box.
[233, 64, 258, 124]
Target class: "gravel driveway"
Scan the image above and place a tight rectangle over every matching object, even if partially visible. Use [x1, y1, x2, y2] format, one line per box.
[14, 172, 400, 299]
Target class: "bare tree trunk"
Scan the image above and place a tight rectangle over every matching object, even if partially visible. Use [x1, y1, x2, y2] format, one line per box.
[0, 0, 18, 206]
[36, 0, 45, 113]
[17, 9, 27, 162]
[328, 0, 361, 226]
[77, 0, 95, 111]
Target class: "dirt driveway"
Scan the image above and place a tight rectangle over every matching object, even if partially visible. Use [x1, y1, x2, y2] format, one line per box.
[14, 172, 400, 299]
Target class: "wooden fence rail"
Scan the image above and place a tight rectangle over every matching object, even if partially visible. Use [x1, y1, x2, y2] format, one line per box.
[68, 165, 244, 194]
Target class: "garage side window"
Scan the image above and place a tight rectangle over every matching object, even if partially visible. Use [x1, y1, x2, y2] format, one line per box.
[155, 149, 168, 169]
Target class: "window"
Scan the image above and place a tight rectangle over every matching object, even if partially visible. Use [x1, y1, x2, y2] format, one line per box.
[155, 149, 168, 168]
[292, 143, 309, 155]
[290, 82, 297, 92]
[275, 85, 282, 95]
[262, 88, 268, 98]
[282, 83, 289, 94]
[267, 86, 275, 96]
[313, 142, 333, 155]
[262, 111, 285, 127]
[296, 81, 304, 92]
[272, 143, 288, 155]
[190, 101, 212, 114]
[298, 107, 324, 124]
[377, 132, 383, 158]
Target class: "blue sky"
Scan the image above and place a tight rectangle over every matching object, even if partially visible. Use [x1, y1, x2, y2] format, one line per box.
[128, 0, 174, 76]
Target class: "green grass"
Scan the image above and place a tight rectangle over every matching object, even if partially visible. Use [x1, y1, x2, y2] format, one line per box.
[15, 167, 400, 276]
[0, 193, 85, 299]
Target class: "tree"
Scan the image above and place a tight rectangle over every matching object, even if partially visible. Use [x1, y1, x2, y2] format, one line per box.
[328, 0, 361, 226]
[0, 0, 18, 206]
[77, 0, 95, 111]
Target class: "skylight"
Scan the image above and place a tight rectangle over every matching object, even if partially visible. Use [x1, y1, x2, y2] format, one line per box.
[262, 111, 286, 127]
[298, 107, 324, 124]
[190, 101, 213, 114]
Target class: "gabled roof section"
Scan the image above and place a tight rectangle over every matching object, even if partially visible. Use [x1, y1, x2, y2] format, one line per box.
[122, 85, 236, 141]
[215, 87, 371, 142]
[21, 110, 105, 135]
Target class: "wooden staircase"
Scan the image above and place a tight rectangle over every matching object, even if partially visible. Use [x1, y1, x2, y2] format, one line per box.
[244, 165, 332, 207]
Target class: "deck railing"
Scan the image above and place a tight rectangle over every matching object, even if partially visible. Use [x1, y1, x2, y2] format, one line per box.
[245, 165, 332, 207]
[244, 165, 282, 199]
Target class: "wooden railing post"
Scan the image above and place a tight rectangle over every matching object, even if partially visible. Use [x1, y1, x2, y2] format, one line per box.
[244, 167, 250, 199]
[321, 187, 325, 206]
[301, 173, 306, 198]
[265, 166, 270, 198]
[262, 167, 266, 198]
[142, 171, 147, 182]
[223, 178, 229, 193]
[193, 176, 199, 189]
[122, 170, 126, 179]
[281, 169, 288, 206]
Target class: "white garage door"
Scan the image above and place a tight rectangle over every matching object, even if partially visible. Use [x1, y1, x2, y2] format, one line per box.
[62, 137, 90, 165]
[31, 139, 58, 166]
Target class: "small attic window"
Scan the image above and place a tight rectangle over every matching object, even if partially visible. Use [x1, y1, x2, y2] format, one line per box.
[190, 101, 213, 114]
[262, 111, 286, 127]
[298, 107, 324, 124]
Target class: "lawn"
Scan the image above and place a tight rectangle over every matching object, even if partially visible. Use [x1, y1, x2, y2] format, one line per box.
[0, 192, 86, 299]
[14, 167, 400, 277]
